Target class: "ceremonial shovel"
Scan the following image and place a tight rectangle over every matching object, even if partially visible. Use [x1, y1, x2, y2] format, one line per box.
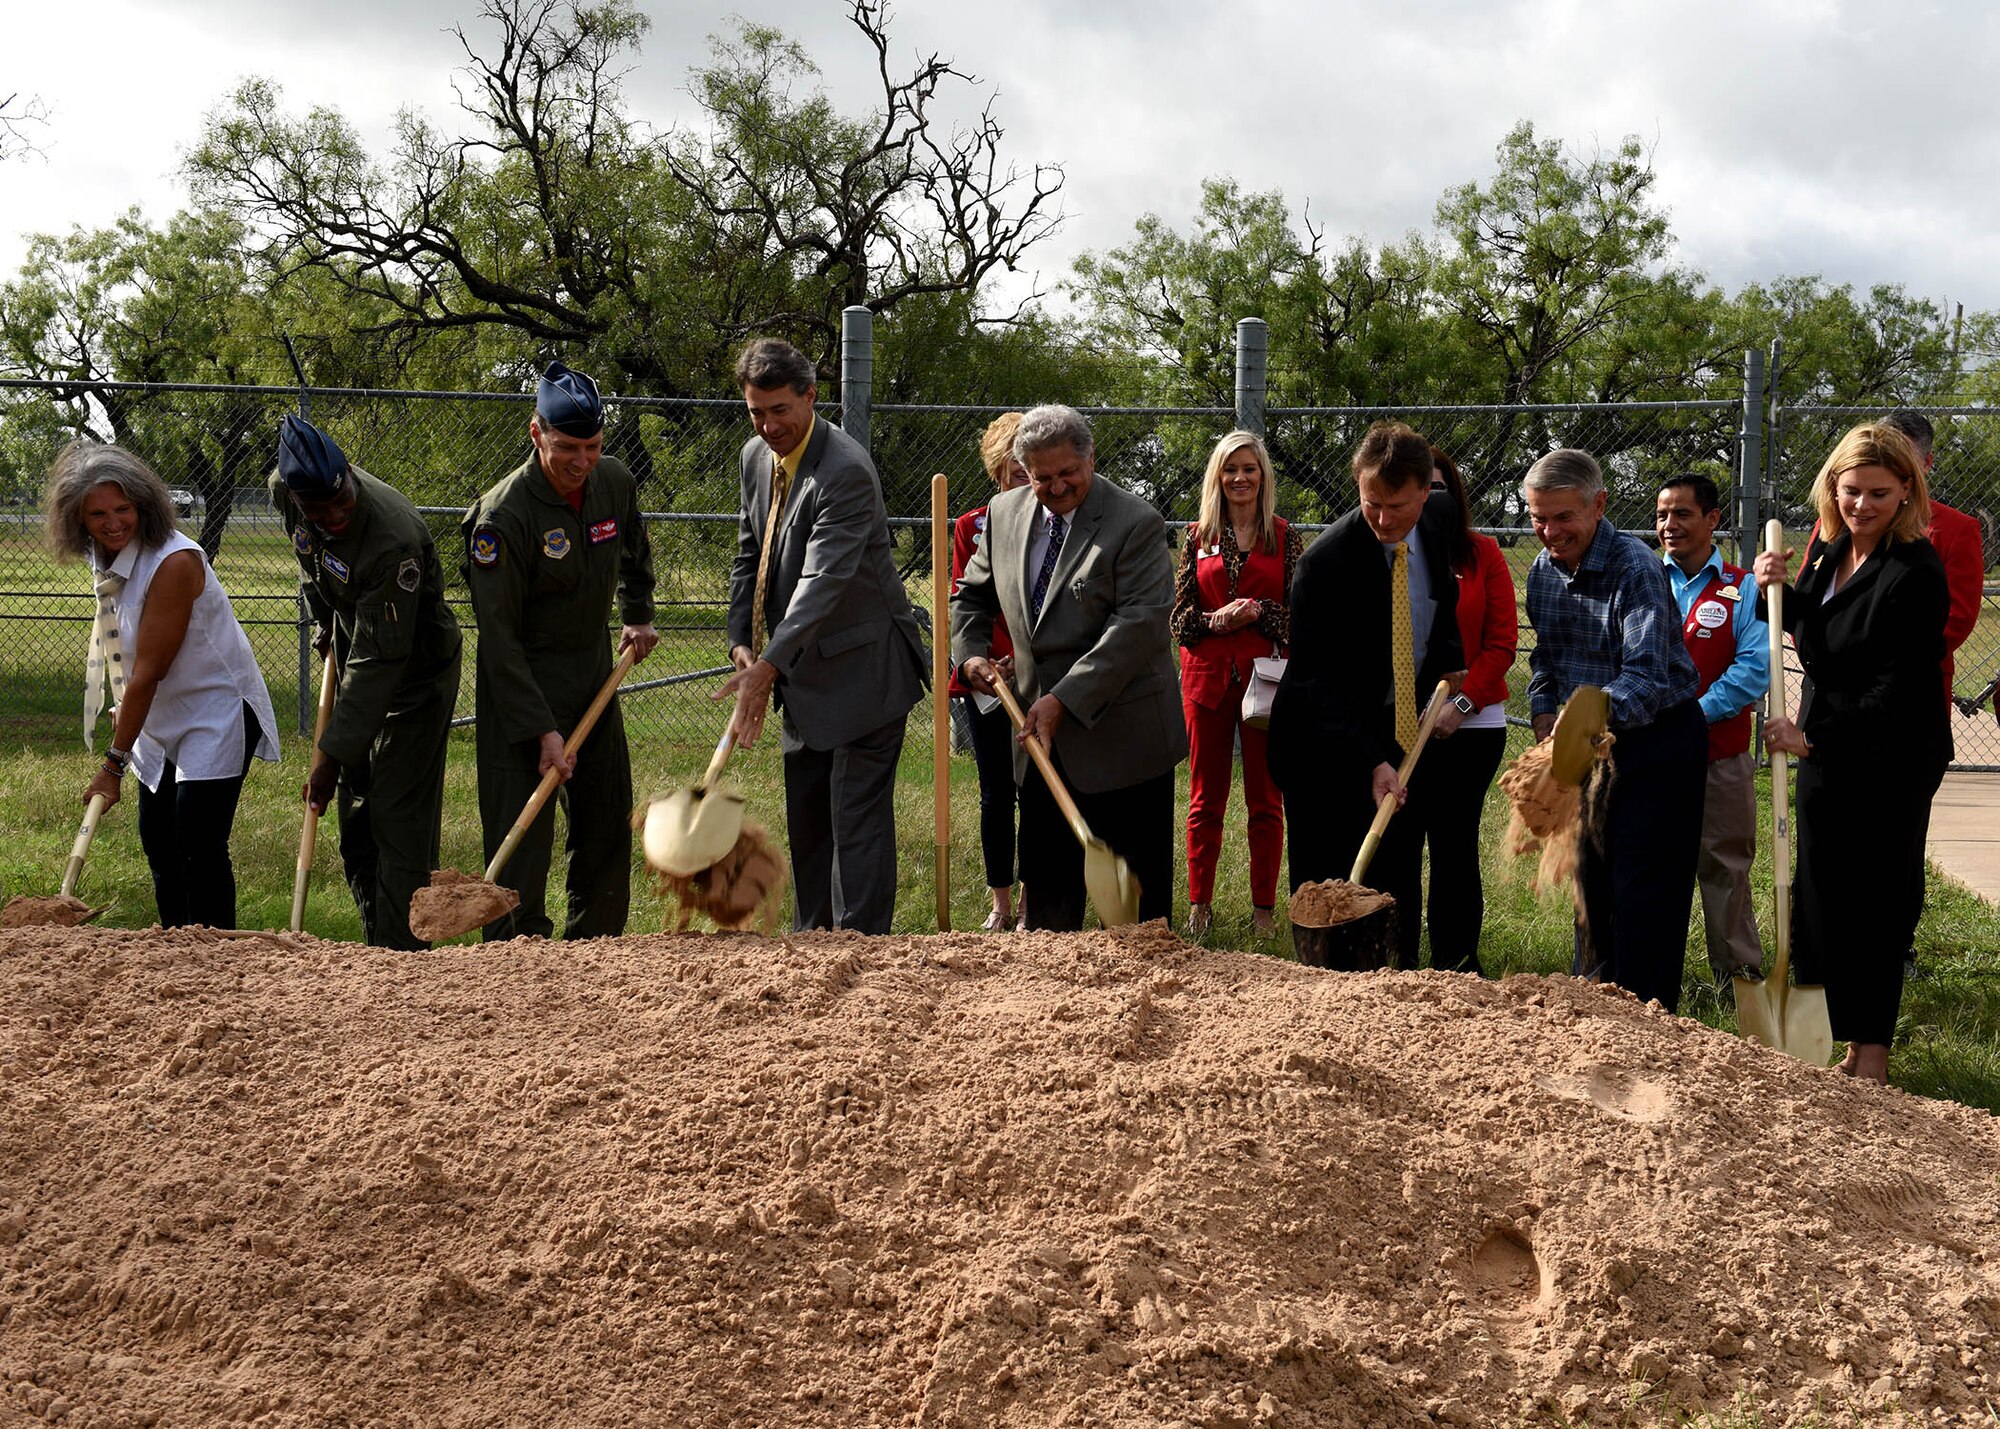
[1291, 680, 1450, 969]
[1733, 519, 1834, 1065]
[642, 721, 747, 878]
[991, 681, 1141, 926]
[1, 793, 111, 928]
[409, 645, 639, 942]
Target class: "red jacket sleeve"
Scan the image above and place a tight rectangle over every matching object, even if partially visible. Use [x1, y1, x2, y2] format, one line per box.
[1457, 534, 1518, 710]
[1929, 502, 1983, 659]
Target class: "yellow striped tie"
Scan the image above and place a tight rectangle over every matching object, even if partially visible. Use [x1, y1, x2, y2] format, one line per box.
[1391, 540, 1418, 750]
[749, 454, 790, 653]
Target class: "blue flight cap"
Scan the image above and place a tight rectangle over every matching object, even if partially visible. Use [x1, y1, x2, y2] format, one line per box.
[535, 360, 604, 438]
[277, 414, 348, 497]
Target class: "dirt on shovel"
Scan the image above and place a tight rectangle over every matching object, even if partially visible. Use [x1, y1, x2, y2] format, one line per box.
[408, 869, 520, 944]
[0, 895, 105, 929]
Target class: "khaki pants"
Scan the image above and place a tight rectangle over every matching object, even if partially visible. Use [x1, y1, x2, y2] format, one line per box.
[1698, 749, 1763, 978]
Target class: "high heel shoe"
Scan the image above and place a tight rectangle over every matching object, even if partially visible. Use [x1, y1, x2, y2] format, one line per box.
[981, 909, 1015, 932]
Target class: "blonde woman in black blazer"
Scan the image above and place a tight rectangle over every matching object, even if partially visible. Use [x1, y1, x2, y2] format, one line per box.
[1753, 422, 1948, 1084]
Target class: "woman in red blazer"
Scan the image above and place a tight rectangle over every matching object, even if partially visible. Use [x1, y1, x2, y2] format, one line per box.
[1171, 431, 1303, 939]
[949, 413, 1027, 930]
[1417, 446, 1518, 973]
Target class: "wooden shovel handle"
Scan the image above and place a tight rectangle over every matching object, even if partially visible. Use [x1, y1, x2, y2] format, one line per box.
[991, 681, 1093, 845]
[1765, 518, 1794, 993]
[292, 648, 339, 933]
[483, 644, 640, 883]
[931, 473, 951, 932]
[701, 725, 735, 788]
[1350, 680, 1454, 885]
[60, 793, 110, 899]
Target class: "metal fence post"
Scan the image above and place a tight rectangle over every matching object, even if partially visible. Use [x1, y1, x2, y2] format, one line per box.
[841, 306, 873, 456]
[1235, 318, 1268, 437]
[1737, 347, 1765, 566]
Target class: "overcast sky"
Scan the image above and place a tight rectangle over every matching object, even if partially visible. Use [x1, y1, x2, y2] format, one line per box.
[5, 0, 1997, 320]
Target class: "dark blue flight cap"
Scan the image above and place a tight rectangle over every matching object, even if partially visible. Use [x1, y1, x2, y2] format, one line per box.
[536, 360, 604, 438]
[277, 414, 348, 497]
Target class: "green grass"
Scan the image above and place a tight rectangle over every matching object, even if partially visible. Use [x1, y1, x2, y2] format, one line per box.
[5, 707, 2000, 1115]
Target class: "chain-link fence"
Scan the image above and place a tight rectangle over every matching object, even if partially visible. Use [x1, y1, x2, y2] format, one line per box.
[5, 369, 1995, 766]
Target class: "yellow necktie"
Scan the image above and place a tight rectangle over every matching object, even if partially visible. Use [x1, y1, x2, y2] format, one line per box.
[749, 453, 790, 653]
[1391, 540, 1418, 750]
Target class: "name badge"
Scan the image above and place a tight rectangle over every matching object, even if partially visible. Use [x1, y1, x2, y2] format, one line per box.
[588, 518, 619, 545]
[323, 553, 350, 582]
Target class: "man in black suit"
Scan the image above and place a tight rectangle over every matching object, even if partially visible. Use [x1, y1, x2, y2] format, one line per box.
[1268, 421, 1465, 969]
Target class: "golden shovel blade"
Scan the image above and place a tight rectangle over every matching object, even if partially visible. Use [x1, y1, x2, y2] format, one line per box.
[1075, 820, 1142, 927]
[643, 781, 749, 878]
[1550, 686, 1611, 786]
[1733, 975, 1834, 1066]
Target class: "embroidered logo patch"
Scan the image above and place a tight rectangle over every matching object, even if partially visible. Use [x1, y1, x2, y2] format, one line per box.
[471, 528, 500, 568]
[397, 557, 421, 593]
[543, 528, 571, 560]
[323, 552, 350, 582]
[587, 518, 619, 545]
[292, 527, 313, 556]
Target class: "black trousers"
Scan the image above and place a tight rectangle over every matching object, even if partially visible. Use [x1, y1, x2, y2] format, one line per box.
[1416, 726, 1508, 974]
[337, 662, 459, 950]
[1018, 749, 1174, 932]
[962, 695, 1019, 890]
[1572, 699, 1708, 1014]
[1793, 756, 1942, 1046]
[782, 712, 906, 934]
[477, 702, 632, 941]
[137, 704, 261, 930]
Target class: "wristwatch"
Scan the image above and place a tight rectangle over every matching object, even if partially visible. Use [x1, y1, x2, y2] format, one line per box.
[1451, 693, 1476, 715]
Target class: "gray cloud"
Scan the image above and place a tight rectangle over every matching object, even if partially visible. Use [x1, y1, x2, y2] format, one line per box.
[6, 0, 1996, 317]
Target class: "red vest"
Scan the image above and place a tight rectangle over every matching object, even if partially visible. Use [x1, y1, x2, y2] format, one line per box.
[1680, 561, 1752, 762]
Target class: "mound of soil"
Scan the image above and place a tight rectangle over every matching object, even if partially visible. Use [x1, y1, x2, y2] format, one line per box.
[3, 922, 1997, 1427]
[1288, 880, 1395, 927]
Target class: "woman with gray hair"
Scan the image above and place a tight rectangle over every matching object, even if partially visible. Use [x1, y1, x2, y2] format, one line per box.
[45, 440, 278, 928]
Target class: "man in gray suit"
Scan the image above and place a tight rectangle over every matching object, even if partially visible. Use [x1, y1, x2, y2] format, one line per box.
[714, 338, 929, 933]
[953, 405, 1187, 930]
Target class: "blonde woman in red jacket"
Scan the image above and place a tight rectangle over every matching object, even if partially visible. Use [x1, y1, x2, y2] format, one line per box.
[1171, 431, 1303, 939]
[1416, 446, 1517, 973]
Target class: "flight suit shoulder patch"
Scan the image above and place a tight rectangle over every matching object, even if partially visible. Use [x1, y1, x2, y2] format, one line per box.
[397, 556, 421, 593]
[471, 526, 502, 568]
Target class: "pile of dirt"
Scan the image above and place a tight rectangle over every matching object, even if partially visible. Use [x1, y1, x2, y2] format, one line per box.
[1288, 880, 1395, 927]
[3, 922, 1997, 1428]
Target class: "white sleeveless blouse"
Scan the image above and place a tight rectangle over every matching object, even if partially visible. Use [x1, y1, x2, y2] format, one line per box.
[95, 530, 280, 791]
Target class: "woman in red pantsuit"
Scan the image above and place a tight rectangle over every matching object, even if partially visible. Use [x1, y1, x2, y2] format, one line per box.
[1171, 431, 1303, 939]
[1415, 445, 1517, 973]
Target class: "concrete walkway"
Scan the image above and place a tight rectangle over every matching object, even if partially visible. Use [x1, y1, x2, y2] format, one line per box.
[1928, 771, 2000, 904]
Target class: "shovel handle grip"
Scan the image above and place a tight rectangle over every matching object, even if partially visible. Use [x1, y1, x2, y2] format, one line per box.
[1350, 680, 1453, 884]
[292, 649, 340, 933]
[60, 794, 109, 899]
[483, 645, 640, 884]
[991, 681, 1091, 842]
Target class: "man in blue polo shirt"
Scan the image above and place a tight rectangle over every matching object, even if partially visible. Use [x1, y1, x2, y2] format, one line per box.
[1525, 449, 1706, 1013]
[1656, 473, 1769, 985]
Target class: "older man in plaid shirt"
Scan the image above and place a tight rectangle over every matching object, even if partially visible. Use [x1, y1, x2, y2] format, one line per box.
[1525, 449, 1707, 1013]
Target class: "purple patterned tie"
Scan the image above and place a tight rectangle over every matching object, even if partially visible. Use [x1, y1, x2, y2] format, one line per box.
[1031, 512, 1066, 618]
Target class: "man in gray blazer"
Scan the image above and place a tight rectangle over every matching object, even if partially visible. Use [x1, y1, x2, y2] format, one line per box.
[953, 405, 1187, 930]
[715, 338, 929, 933]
